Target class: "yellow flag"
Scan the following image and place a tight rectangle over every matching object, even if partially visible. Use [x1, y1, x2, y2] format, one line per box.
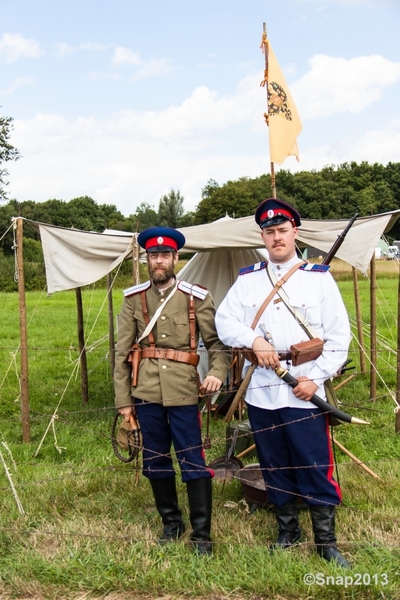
[261, 36, 302, 164]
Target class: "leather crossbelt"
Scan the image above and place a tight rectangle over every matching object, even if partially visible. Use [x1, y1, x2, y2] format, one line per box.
[141, 346, 200, 366]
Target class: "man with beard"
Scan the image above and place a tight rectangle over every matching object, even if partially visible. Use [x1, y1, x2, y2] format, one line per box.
[215, 199, 351, 567]
[114, 226, 230, 555]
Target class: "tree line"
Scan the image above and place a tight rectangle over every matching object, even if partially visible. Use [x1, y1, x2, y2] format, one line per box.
[1, 161, 400, 256]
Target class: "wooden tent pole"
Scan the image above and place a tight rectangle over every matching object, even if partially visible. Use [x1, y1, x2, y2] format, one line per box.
[133, 234, 140, 285]
[369, 255, 377, 401]
[15, 217, 30, 443]
[75, 287, 89, 404]
[352, 266, 366, 373]
[329, 434, 381, 480]
[107, 273, 115, 378]
[396, 266, 400, 433]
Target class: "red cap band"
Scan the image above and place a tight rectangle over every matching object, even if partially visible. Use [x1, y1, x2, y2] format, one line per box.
[260, 208, 295, 224]
[145, 235, 177, 251]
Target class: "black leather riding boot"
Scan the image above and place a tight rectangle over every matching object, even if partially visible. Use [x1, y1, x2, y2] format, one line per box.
[149, 478, 186, 544]
[309, 505, 350, 568]
[270, 499, 301, 551]
[186, 477, 213, 556]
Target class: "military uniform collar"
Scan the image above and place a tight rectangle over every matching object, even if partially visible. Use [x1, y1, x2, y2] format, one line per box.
[268, 255, 303, 273]
[151, 277, 177, 297]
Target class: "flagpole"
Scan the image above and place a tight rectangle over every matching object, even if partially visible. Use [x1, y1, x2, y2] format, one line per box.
[261, 22, 277, 199]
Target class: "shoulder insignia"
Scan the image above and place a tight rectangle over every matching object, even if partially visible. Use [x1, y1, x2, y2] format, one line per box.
[239, 261, 267, 276]
[299, 263, 330, 273]
[177, 280, 209, 300]
[123, 280, 151, 297]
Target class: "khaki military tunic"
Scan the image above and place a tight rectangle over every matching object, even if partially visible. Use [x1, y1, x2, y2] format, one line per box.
[114, 279, 230, 409]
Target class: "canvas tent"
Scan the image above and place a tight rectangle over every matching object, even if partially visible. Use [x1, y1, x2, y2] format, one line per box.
[35, 209, 400, 296]
[12, 210, 400, 443]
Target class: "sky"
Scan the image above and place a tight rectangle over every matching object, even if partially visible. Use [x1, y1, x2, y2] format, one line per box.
[1, 0, 400, 217]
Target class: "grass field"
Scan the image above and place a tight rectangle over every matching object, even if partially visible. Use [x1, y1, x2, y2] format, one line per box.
[0, 261, 399, 600]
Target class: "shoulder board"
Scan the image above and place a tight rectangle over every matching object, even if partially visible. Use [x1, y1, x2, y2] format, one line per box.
[299, 263, 330, 273]
[239, 261, 267, 276]
[123, 280, 151, 297]
[177, 280, 209, 300]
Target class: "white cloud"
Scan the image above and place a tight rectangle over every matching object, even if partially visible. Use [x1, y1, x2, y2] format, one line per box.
[111, 46, 142, 66]
[53, 41, 110, 58]
[129, 57, 174, 80]
[111, 46, 175, 80]
[292, 54, 400, 118]
[0, 77, 35, 97]
[291, 118, 400, 172]
[0, 33, 44, 63]
[6, 73, 400, 215]
[53, 42, 76, 58]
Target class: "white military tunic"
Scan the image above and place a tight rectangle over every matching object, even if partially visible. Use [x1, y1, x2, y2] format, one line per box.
[215, 255, 351, 410]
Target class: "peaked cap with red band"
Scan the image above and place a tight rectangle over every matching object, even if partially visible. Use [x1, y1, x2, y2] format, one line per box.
[138, 226, 186, 253]
[255, 198, 301, 229]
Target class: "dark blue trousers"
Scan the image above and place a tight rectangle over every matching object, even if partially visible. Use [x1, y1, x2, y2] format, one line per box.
[246, 404, 342, 507]
[134, 399, 213, 482]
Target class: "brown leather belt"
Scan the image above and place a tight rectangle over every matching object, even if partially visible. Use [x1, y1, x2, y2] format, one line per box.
[141, 346, 200, 367]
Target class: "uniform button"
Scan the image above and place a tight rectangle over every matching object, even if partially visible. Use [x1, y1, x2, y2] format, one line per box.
[277, 265, 281, 270]
[302, 304, 306, 307]
[277, 273, 281, 278]
[161, 316, 166, 320]
[162, 365, 167, 369]
[276, 306, 280, 310]
[160, 298, 165, 303]
[161, 334, 166, 338]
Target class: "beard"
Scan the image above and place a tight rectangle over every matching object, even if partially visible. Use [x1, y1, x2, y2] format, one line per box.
[148, 263, 175, 285]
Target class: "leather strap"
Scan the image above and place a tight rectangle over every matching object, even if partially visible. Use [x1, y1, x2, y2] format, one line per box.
[250, 261, 305, 330]
[188, 292, 197, 352]
[266, 261, 317, 339]
[141, 346, 200, 366]
[140, 290, 156, 347]
[139, 287, 199, 364]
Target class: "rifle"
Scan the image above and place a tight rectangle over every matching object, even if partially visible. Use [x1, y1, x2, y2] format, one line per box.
[321, 211, 358, 266]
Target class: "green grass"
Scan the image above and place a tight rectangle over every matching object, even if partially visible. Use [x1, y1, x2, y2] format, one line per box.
[0, 273, 399, 600]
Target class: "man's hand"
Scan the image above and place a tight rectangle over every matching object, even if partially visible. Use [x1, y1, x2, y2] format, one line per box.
[118, 405, 134, 422]
[199, 375, 223, 396]
[252, 336, 281, 369]
[292, 376, 318, 401]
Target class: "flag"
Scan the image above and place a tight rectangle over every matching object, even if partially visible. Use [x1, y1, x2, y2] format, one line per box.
[260, 35, 302, 164]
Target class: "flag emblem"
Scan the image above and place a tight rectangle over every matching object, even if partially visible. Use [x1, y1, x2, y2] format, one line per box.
[268, 82, 293, 121]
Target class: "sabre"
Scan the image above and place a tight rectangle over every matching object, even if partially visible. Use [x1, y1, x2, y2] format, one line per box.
[259, 325, 369, 425]
[274, 366, 369, 425]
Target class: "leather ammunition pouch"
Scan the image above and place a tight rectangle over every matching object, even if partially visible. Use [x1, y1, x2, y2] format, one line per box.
[290, 337, 324, 366]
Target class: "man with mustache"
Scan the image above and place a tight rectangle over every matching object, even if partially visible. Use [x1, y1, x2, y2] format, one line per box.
[215, 199, 351, 567]
[114, 226, 230, 555]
